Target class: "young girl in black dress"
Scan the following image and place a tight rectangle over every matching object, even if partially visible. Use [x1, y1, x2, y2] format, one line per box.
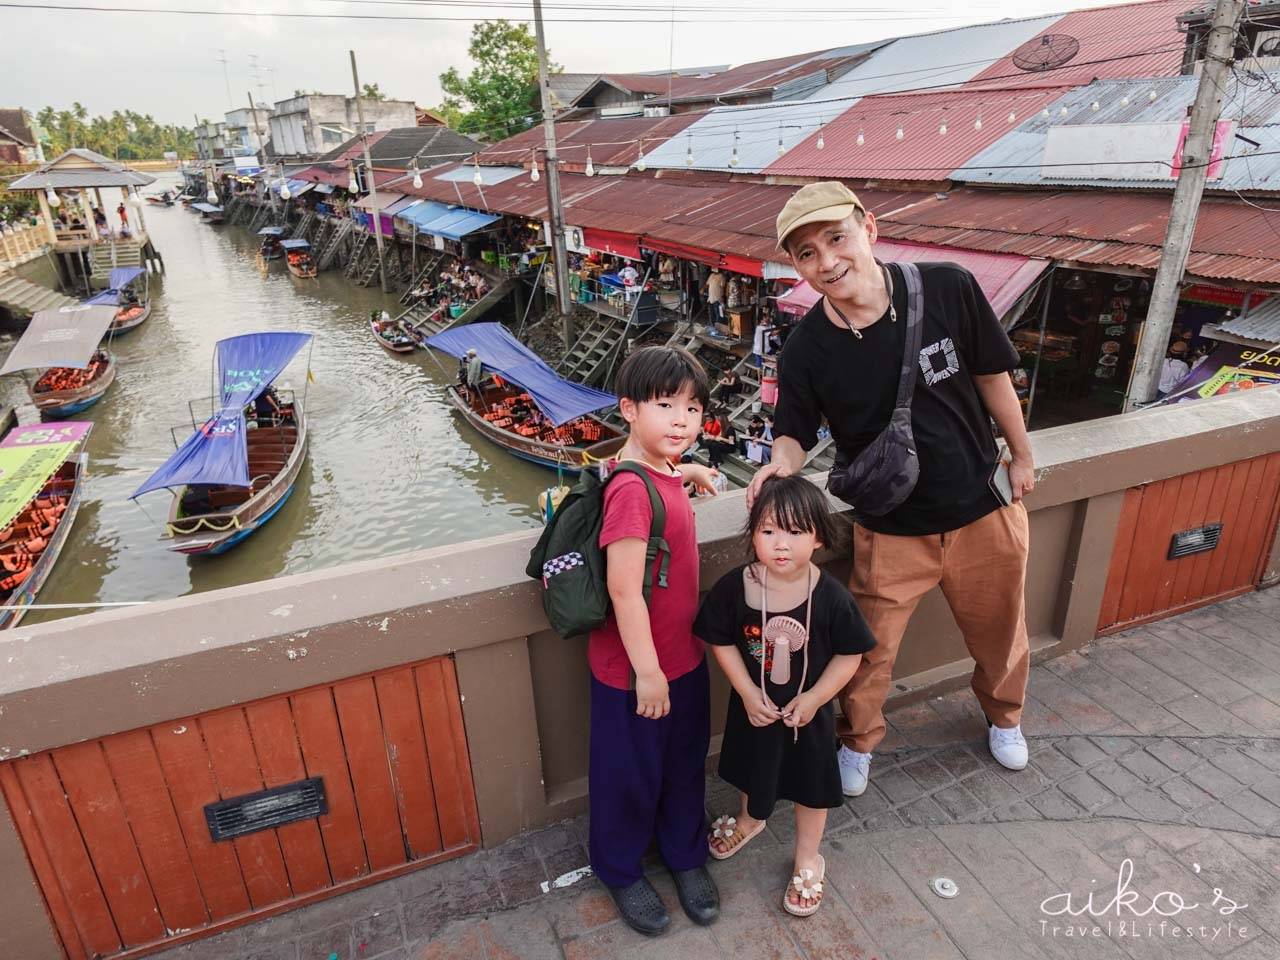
[694, 475, 875, 917]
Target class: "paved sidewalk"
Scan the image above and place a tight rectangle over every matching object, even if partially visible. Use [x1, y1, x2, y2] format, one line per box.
[162, 590, 1280, 960]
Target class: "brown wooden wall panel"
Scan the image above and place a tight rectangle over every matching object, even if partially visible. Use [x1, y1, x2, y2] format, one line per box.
[1098, 453, 1280, 633]
[1, 655, 479, 959]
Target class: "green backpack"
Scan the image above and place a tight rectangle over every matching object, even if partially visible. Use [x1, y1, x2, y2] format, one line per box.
[525, 461, 670, 639]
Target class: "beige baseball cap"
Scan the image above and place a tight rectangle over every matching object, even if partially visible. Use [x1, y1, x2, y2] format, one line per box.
[775, 181, 865, 251]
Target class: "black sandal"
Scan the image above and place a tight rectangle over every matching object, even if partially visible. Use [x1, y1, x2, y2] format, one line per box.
[606, 877, 670, 937]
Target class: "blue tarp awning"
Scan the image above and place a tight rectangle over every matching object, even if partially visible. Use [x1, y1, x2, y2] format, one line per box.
[110, 267, 145, 289]
[193, 202, 223, 214]
[395, 201, 501, 241]
[395, 200, 453, 231]
[281, 238, 310, 250]
[257, 226, 286, 237]
[131, 332, 312, 498]
[85, 289, 120, 306]
[425, 323, 616, 427]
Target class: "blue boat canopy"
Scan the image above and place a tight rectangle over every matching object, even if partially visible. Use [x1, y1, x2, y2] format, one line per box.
[281, 238, 310, 250]
[258, 226, 286, 237]
[110, 267, 145, 289]
[425, 323, 616, 427]
[192, 202, 223, 214]
[85, 289, 120, 306]
[131, 332, 312, 498]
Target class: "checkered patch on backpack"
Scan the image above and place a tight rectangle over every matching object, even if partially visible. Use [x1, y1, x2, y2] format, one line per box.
[542, 551, 585, 582]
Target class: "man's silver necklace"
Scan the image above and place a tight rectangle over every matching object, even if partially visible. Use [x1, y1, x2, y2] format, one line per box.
[826, 264, 895, 339]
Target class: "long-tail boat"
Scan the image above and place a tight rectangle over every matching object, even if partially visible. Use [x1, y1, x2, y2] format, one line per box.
[0, 304, 118, 418]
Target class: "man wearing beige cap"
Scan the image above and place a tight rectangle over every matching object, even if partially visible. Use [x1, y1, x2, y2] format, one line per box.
[748, 182, 1036, 796]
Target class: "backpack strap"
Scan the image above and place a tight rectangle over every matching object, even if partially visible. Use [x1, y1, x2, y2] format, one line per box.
[608, 461, 670, 599]
[894, 261, 926, 412]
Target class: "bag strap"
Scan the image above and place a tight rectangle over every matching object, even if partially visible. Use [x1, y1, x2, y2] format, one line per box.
[894, 261, 926, 411]
[608, 462, 671, 597]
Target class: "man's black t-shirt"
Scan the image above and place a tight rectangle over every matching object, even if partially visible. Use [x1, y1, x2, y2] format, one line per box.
[773, 261, 1020, 537]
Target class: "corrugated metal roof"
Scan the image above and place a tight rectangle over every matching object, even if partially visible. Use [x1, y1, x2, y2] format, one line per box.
[316, 130, 392, 163]
[876, 188, 1280, 284]
[1218, 296, 1280, 343]
[968, 0, 1187, 89]
[8, 147, 156, 189]
[476, 113, 701, 170]
[807, 14, 1060, 101]
[955, 74, 1280, 191]
[367, 126, 481, 170]
[767, 85, 1068, 181]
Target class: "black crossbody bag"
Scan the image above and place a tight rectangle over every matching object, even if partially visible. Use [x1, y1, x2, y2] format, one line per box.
[826, 261, 924, 516]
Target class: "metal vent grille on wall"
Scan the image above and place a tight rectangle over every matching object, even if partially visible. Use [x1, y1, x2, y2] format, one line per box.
[206, 778, 327, 841]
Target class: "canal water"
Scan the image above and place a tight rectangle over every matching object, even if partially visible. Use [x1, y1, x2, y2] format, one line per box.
[0, 185, 551, 625]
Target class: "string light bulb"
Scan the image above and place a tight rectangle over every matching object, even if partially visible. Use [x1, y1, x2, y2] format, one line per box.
[973, 114, 983, 131]
[635, 140, 646, 173]
[46, 187, 60, 207]
[529, 149, 539, 182]
[207, 184, 218, 205]
[472, 159, 483, 186]
[895, 125, 904, 141]
[348, 162, 359, 193]
[1059, 106, 1069, 118]
[1090, 100, 1100, 112]
[1148, 89, 1158, 102]
[856, 128, 865, 147]
[685, 135, 694, 167]
[1120, 96, 1130, 108]
[1041, 108, 1050, 118]
[280, 180, 291, 201]
[939, 121, 948, 136]
[730, 127, 740, 167]
[585, 147, 595, 177]
[411, 160, 423, 189]
[816, 121, 825, 150]
[1007, 111, 1017, 124]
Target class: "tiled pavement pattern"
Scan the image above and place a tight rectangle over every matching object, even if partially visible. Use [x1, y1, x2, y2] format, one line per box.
[160, 590, 1280, 960]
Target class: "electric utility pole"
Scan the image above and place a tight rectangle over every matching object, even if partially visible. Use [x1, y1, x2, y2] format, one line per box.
[532, 0, 574, 347]
[1125, 0, 1245, 410]
[350, 50, 389, 294]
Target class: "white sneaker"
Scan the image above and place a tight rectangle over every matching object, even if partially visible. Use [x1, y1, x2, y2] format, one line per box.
[988, 724, 1028, 771]
[838, 745, 872, 796]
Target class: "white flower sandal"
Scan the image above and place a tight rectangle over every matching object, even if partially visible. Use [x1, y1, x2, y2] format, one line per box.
[783, 854, 826, 918]
[707, 814, 766, 860]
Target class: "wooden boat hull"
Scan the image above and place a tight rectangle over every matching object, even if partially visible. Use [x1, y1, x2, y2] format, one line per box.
[0, 452, 86, 630]
[372, 317, 415, 354]
[32, 353, 117, 418]
[109, 301, 151, 335]
[444, 386, 623, 472]
[288, 262, 317, 279]
[164, 402, 308, 555]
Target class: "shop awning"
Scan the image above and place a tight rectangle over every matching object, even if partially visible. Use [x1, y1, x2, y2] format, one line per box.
[583, 228, 642, 261]
[774, 245, 1050, 320]
[384, 195, 419, 217]
[425, 322, 616, 426]
[0, 305, 118, 373]
[353, 192, 408, 213]
[398, 201, 500, 240]
[641, 236, 721, 267]
[721, 253, 763, 278]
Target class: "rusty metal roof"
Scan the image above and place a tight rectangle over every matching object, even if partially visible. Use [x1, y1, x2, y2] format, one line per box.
[967, 0, 1188, 90]
[767, 85, 1069, 181]
[476, 114, 701, 170]
[876, 188, 1280, 284]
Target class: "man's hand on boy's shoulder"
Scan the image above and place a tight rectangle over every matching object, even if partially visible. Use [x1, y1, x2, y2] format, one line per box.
[635, 670, 671, 719]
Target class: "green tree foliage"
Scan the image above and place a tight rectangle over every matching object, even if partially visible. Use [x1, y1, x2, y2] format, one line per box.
[361, 83, 387, 101]
[35, 105, 195, 159]
[438, 20, 555, 139]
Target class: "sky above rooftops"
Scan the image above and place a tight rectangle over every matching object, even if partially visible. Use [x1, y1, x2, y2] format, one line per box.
[6, 0, 1154, 128]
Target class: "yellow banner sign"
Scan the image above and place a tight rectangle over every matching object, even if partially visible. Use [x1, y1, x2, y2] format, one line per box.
[0, 442, 75, 532]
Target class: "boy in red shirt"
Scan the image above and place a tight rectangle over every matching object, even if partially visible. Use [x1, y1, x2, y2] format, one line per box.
[590, 346, 719, 936]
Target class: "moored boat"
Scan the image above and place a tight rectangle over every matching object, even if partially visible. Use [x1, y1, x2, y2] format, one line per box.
[0, 422, 91, 629]
[131, 332, 314, 556]
[425, 322, 624, 472]
[192, 202, 225, 224]
[284, 238, 316, 278]
[0, 304, 119, 419]
[257, 225, 286, 260]
[371, 312, 414, 354]
[86, 266, 151, 335]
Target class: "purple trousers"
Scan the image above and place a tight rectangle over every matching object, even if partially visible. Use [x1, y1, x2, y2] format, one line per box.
[588, 660, 710, 888]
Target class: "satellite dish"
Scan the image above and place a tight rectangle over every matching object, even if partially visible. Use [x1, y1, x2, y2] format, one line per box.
[1012, 34, 1081, 72]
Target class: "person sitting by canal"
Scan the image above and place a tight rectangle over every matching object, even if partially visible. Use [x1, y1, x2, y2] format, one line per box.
[704, 412, 736, 469]
[587, 345, 719, 936]
[717, 367, 742, 397]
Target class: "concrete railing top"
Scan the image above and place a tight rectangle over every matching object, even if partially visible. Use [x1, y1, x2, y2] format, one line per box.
[2, 387, 1278, 757]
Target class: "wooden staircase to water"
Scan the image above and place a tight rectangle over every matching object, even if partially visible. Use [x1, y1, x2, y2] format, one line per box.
[0, 267, 79, 316]
[315, 219, 354, 271]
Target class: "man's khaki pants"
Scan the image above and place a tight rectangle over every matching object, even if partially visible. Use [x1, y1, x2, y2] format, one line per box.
[838, 502, 1031, 754]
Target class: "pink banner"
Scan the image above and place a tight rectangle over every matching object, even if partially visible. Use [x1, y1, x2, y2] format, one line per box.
[1170, 120, 1233, 180]
[0, 421, 93, 448]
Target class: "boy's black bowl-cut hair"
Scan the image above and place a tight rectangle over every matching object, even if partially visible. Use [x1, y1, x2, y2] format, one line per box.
[615, 345, 711, 409]
[747, 474, 840, 553]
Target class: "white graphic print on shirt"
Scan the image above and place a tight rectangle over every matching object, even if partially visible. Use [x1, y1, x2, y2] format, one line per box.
[919, 337, 960, 386]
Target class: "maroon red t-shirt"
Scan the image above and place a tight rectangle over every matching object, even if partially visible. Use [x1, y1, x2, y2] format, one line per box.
[589, 463, 703, 690]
